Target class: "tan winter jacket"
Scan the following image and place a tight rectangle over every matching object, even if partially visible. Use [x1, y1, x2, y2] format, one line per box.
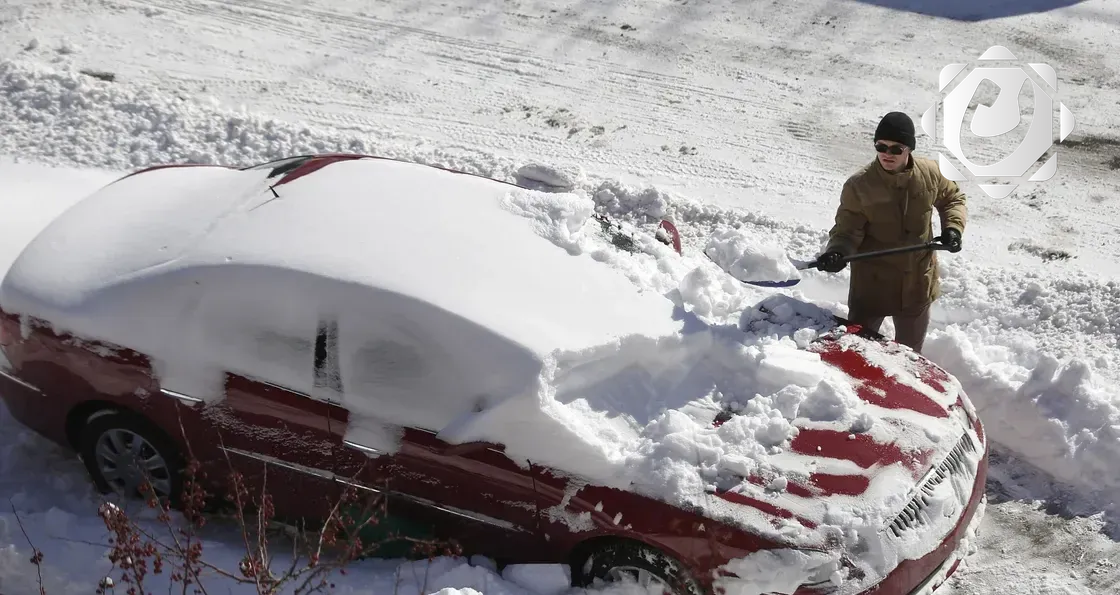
[824, 155, 968, 317]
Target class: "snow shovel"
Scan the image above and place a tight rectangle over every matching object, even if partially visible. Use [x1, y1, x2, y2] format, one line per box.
[731, 241, 951, 288]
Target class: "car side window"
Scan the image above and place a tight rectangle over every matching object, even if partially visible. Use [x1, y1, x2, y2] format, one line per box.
[312, 318, 343, 403]
[196, 285, 318, 396]
[229, 324, 316, 394]
[337, 319, 460, 431]
[332, 294, 542, 432]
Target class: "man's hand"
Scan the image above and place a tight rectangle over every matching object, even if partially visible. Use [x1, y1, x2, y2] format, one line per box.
[816, 251, 846, 272]
[938, 228, 962, 253]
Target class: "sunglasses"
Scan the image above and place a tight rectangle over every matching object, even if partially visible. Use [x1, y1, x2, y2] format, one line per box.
[875, 143, 907, 155]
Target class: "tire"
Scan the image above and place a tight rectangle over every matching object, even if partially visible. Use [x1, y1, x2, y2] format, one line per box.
[76, 408, 184, 507]
[571, 539, 704, 595]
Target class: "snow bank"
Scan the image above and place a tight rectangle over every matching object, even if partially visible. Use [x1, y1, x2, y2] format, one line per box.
[910, 257, 1120, 511]
[926, 328, 1120, 504]
[0, 59, 521, 182]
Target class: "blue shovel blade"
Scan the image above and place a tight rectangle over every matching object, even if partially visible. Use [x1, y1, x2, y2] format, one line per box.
[738, 277, 802, 288]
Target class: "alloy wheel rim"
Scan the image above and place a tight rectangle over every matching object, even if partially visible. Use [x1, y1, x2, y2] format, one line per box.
[93, 429, 172, 500]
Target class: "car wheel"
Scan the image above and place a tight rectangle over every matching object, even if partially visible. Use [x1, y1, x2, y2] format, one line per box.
[77, 409, 183, 506]
[571, 539, 703, 595]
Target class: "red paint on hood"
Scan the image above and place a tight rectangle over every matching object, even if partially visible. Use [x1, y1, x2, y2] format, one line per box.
[812, 341, 950, 419]
[806, 472, 872, 497]
[791, 428, 934, 477]
[743, 469, 872, 499]
[714, 489, 819, 529]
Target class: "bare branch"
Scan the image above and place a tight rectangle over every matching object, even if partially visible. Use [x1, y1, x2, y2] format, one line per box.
[10, 498, 46, 595]
[85, 424, 460, 595]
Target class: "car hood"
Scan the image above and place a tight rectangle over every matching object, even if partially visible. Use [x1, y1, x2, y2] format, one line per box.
[710, 328, 984, 547]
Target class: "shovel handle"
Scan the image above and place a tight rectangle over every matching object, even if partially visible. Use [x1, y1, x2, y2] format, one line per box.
[807, 241, 948, 269]
[844, 241, 948, 262]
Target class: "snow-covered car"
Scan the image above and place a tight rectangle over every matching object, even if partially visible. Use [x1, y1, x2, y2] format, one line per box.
[0, 154, 987, 595]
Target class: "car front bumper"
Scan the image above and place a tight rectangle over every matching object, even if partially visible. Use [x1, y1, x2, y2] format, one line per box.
[906, 494, 987, 595]
[864, 439, 990, 595]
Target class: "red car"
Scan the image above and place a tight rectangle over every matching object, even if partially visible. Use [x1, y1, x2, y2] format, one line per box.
[0, 154, 987, 595]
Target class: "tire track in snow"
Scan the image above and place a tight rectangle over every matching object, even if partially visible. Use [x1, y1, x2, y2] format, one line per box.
[117, 0, 843, 197]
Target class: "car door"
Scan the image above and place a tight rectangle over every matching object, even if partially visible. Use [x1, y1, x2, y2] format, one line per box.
[326, 312, 545, 562]
[308, 318, 397, 524]
[390, 427, 547, 562]
[212, 372, 342, 523]
[172, 281, 349, 525]
[324, 414, 546, 562]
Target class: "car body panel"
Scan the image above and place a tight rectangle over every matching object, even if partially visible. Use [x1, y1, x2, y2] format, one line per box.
[529, 470, 786, 579]
[385, 427, 546, 561]
[204, 373, 343, 524]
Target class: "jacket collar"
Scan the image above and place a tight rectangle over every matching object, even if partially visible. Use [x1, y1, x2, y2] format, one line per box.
[872, 155, 914, 188]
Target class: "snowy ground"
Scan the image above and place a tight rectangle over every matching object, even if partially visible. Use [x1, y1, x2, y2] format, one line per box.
[1, 0, 1119, 593]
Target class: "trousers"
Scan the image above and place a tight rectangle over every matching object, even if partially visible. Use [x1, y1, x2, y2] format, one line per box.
[846, 303, 932, 353]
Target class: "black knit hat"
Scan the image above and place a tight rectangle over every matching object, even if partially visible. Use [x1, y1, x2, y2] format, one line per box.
[874, 112, 916, 151]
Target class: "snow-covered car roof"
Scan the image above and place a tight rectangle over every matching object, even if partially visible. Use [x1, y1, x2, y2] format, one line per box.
[0, 156, 682, 355]
[0, 155, 695, 467]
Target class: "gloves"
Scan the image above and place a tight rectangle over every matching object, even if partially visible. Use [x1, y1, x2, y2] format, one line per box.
[938, 228, 962, 253]
[816, 251, 846, 272]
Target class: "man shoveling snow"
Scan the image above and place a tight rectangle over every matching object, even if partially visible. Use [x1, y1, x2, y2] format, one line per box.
[814, 111, 968, 354]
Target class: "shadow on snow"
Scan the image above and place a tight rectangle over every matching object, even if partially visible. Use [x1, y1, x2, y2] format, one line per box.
[849, 0, 1086, 21]
[985, 444, 1120, 542]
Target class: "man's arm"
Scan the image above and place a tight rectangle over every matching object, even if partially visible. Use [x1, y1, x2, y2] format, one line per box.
[934, 173, 967, 234]
[824, 181, 867, 256]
